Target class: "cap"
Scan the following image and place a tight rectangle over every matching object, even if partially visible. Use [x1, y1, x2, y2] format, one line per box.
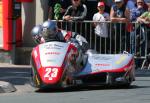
[114, 0, 123, 2]
[97, 2, 105, 7]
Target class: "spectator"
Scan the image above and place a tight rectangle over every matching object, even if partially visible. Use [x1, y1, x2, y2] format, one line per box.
[110, 0, 129, 22]
[93, 1, 110, 53]
[129, 0, 148, 56]
[130, 0, 147, 22]
[93, 1, 110, 38]
[63, 0, 87, 21]
[110, 0, 130, 53]
[137, 5, 150, 23]
[62, 0, 87, 32]
[137, 3, 150, 53]
[48, 0, 71, 20]
[99, 0, 112, 13]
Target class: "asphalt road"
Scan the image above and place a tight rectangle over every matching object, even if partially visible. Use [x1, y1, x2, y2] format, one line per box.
[0, 65, 150, 103]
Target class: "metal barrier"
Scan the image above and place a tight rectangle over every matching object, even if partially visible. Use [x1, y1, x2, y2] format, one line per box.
[55, 20, 150, 69]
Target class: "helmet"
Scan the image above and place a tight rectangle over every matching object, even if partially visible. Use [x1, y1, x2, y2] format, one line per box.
[42, 20, 58, 41]
[31, 25, 43, 44]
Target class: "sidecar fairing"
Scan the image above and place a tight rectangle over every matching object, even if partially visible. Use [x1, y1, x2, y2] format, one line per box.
[73, 52, 135, 87]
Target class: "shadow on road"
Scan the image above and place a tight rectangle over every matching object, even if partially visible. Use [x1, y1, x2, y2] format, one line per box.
[35, 84, 150, 93]
[135, 69, 150, 77]
[0, 67, 31, 85]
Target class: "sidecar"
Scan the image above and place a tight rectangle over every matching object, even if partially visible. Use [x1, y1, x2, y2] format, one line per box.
[73, 51, 135, 87]
[30, 42, 135, 89]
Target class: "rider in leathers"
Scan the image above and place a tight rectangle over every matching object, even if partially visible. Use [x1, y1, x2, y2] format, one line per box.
[31, 20, 89, 72]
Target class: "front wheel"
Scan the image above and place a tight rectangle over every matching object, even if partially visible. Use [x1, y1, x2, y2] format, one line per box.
[30, 58, 38, 88]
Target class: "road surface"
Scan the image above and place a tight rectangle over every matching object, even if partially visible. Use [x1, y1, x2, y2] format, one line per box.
[0, 64, 150, 103]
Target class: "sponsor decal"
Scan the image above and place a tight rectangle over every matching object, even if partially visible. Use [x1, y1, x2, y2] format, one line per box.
[95, 63, 110, 66]
[47, 59, 56, 62]
[93, 56, 112, 60]
[116, 55, 126, 64]
[44, 43, 63, 50]
[45, 52, 60, 55]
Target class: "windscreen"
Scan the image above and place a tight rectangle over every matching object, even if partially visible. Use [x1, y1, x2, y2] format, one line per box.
[39, 42, 69, 67]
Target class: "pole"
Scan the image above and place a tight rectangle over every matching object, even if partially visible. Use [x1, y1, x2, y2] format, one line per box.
[11, 19, 17, 64]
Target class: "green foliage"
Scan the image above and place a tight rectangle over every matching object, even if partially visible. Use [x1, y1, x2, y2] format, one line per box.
[54, 3, 61, 20]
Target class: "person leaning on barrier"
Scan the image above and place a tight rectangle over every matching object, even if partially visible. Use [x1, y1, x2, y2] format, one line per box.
[62, 0, 87, 32]
[62, 0, 87, 21]
[137, 3, 150, 24]
[137, 3, 150, 53]
[110, 0, 130, 53]
[130, 0, 147, 22]
[110, 0, 129, 23]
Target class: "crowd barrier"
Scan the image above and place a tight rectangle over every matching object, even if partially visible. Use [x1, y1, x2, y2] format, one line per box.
[54, 20, 150, 69]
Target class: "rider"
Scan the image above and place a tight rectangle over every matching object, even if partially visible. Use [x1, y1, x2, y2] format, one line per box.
[31, 24, 43, 44]
[31, 20, 89, 71]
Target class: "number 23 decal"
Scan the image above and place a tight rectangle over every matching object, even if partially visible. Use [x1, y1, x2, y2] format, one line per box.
[44, 68, 58, 80]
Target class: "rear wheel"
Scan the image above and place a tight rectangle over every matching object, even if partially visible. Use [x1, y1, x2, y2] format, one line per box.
[124, 83, 131, 87]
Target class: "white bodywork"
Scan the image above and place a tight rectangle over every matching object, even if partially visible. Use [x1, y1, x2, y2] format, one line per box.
[39, 42, 69, 67]
[78, 53, 133, 76]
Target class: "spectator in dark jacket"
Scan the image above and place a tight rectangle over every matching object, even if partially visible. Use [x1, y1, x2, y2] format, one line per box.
[110, 0, 130, 53]
[110, 0, 129, 22]
[62, 0, 87, 32]
[63, 0, 87, 21]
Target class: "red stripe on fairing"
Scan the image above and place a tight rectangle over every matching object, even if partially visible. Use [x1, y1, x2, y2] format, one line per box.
[90, 58, 134, 74]
[61, 43, 78, 67]
[32, 46, 42, 69]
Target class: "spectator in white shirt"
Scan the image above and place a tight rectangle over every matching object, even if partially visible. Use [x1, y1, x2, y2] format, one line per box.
[92, 1, 110, 53]
[93, 1, 110, 38]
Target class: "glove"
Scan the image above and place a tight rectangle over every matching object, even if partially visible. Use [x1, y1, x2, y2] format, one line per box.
[75, 35, 89, 52]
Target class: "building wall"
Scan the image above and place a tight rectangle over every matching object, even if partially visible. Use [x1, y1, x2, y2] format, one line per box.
[22, 0, 49, 47]
[0, 0, 49, 48]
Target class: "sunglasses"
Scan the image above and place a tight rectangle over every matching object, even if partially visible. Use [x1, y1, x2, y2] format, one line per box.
[74, 0, 79, 1]
[116, 2, 122, 4]
[98, 6, 105, 9]
[137, 2, 144, 4]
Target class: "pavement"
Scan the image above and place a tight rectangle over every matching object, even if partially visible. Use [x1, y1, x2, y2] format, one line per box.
[0, 63, 31, 68]
[0, 63, 31, 93]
